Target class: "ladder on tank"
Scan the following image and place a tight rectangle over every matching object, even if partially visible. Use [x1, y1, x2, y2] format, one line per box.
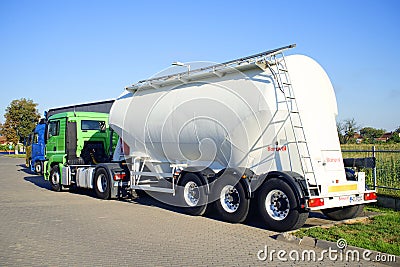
[267, 53, 321, 197]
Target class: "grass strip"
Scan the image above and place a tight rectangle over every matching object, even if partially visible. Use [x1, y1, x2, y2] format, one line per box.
[294, 206, 400, 256]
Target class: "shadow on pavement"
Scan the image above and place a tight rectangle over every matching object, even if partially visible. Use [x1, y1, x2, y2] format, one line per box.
[126, 193, 336, 232]
[23, 174, 332, 233]
[123, 193, 330, 232]
[17, 164, 36, 175]
[24, 176, 52, 190]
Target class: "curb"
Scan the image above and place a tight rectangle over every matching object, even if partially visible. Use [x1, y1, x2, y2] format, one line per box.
[275, 214, 400, 266]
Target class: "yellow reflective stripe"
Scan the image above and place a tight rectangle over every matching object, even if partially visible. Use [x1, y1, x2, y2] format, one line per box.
[328, 184, 358, 193]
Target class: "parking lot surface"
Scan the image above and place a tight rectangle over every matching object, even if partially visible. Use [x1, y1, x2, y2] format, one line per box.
[0, 156, 388, 266]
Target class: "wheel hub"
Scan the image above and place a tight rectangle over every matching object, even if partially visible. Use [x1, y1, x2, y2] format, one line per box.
[97, 174, 107, 193]
[220, 185, 240, 213]
[265, 189, 290, 220]
[51, 172, 59, 185]
[184, 181, 200, 207]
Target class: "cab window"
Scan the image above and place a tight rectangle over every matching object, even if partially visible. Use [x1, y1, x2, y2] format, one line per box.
[81, 120, 106, 132]
[48, 120, 60, 138]
[33, 133, 39, 144]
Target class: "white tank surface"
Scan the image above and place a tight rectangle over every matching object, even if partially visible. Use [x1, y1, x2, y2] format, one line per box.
[109, 53, 345, 185]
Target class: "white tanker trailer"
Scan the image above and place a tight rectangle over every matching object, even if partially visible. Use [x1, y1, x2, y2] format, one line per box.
[107, 44, 376, 231]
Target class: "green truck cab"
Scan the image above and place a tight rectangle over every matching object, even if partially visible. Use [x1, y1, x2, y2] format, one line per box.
[43, 111, 121, 195]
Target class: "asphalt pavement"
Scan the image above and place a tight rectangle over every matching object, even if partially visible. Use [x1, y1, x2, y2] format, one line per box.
[0, 156, 388, 266]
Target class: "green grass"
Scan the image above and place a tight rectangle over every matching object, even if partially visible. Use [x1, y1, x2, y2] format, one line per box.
[2, 154, 26, 158]
[294, 206, 400, 256]
[341, 144, 400, 197]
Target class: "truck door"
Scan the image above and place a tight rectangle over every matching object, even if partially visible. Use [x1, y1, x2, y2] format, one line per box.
[25, 133, 33, 167]
[66, 121, 78, 162]
[32, 132, 40, 158]
[46, 118, 66, 162]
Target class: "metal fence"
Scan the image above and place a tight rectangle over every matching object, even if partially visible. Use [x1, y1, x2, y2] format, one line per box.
[342, 146, 400, 197]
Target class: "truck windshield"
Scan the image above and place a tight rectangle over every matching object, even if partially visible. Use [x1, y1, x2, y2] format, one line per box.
[81, 120, 106, 131]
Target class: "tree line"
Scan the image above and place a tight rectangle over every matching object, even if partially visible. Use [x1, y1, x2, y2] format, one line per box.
[337, 118, 400, 144]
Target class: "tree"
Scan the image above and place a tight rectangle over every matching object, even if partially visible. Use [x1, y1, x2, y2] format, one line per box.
[360, 127, 386, 143]
[1, 98, 40, 145]
[388, 127, 400, 143]
[336, 118, 360, 144]
[336, 121, 346, 144]
[388, 133, 400, 143]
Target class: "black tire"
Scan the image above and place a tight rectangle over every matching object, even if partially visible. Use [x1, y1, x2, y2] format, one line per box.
[49, 165, 61, 192]
[94, 168, 111, 200]
[211, 175, 250, 223]
[34, 161, 42, 175]
[256, 178, 308, 232]
[322, 204, 364, 221]
[178, 173, 208, 216]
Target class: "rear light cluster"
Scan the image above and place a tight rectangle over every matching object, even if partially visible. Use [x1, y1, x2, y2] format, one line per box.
[308, 198, 324, 208]
[113, 173, 126, 181]
[364, 192, 377, 201]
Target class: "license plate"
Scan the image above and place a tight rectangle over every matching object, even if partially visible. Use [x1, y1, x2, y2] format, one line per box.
[338, 194, 363, 205]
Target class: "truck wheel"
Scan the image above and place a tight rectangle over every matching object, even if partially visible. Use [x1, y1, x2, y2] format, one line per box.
[256, 178, 308, 232]
[94, 168, 111, 200]
[34, 161, 42, 175]
[179, 173, 208, 216]
[212, 175, 249, 223]
[322, 204, 364, 221]
[49, 165, 61, 192]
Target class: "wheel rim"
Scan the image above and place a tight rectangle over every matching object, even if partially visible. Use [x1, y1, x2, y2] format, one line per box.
[35, 164, 41, 173]
[97, 174, 107, 193]
[51, 171, 59, 185]
[183, 181, 200, 207]
[220, 185, 240, 213]
[265, 189, 290, 221]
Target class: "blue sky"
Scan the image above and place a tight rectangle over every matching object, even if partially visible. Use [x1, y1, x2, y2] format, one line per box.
[0, 0, 399, 131]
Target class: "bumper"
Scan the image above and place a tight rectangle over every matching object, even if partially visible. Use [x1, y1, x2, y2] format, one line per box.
[308, 190, 377, 210]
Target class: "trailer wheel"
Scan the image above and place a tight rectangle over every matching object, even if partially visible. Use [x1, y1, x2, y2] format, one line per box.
[257, 178, 308, 232]
[49, 165, 61, 192]
[34, 161, 42, 175]
[212, 175, 249, 223]
[179, 173, 208, 216]
[322, 204, 364, 221]
[94, 168, 111, 200]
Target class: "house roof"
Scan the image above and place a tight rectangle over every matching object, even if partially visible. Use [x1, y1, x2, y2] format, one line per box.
[0, 136, 7, 144]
